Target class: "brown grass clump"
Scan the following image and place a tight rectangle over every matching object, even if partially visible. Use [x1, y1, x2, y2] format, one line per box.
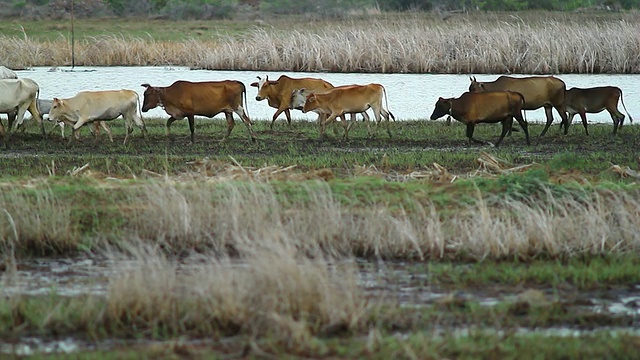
[103, 245, 370, 344]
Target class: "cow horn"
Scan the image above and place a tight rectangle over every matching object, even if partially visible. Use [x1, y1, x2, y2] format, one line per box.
[141, 83, 150, 88]
[256, 76, 261, 80]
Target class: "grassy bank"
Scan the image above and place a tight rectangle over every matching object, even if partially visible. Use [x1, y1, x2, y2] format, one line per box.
[1, 118, 639, 357]
[1, 12, 639, 73]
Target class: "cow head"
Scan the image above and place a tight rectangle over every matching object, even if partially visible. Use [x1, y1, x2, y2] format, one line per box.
[468, 76, 485, 92]
[48, 98, 67, 123]
[253, 75, 270, 101]
[302, 93, 319, 114]
[140, 83, 161, 112]
[430, 97, 453, 120]
[290, 88, 309, 110]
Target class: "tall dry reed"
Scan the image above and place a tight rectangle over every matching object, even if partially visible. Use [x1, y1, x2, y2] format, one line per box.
[123, 181, 640, 260]
[2, 15, 640, 73]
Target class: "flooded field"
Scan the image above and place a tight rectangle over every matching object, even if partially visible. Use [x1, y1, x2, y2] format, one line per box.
[1, 256, 639, 356]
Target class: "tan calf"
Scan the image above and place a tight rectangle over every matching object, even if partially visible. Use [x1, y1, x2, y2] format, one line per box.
[300, 84, 395, 140]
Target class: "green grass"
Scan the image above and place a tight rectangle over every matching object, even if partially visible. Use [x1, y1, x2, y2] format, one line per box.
[422, 255, 640, 289]
[3, 118, 639, 179]
[0, 18, 259, 42]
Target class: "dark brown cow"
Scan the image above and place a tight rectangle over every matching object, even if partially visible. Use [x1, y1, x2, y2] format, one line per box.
[141, 80, 256, 143]
[469, 75, 567, 137]
[565, 86, 632, 135]
[250, 75, 334, 129]
[430, 91, 530, 147]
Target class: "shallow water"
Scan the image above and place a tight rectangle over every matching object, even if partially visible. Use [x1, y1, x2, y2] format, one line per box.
[1, 256, 639, 355]
[13, 66, 640, 124]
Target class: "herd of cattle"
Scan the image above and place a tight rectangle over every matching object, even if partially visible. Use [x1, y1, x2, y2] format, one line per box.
[0, 65, 633, 147]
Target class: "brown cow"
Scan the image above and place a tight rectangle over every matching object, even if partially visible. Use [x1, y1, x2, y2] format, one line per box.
[565, 86, 632, 135]
[299, 84, 395, 140]
[250, 75, 335, 129]
[141, 80, 256, 143]
[430, 91, 530, 147]
[290, 87, 374, 139]
[469, 75, 568, 137]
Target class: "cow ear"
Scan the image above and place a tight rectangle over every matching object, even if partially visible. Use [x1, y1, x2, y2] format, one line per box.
[438, 97, 443, 100]
[250, 82, 258, 87]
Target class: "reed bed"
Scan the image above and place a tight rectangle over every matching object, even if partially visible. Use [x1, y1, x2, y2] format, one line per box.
[2, 15, 640, 73]
[0, 167, 639, 260]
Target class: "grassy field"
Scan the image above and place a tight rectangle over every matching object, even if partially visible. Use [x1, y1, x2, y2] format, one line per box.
[0, 118, 639, 357]
[1, 11, 640, 357]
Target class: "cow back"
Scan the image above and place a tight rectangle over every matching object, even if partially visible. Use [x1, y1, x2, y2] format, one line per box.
[312, 84, 384, 113]
[0, 78, 39, 112]
[269, 76, 334, 106]
[163, 80, 245, 116]
[565, 86, 620, 113]
[478, 76, 565, 110]
[53, 90, 138, 122]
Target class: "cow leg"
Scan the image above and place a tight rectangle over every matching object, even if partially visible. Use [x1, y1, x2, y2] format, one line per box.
[27, 100, 45, 139]
[495, 118, 513, 147]
[269, 108, 286, 129]
[100, 122, 114, 143]
[555, 105, 570, 135]
[233, 107, 257, 142]
[538, 106, 555, 137]
[284, 109, 292, 127]
[222, 112, 234, 142]
[7, 109, 17, 133]
[320, 114, 339, 139]
[466, 123, 487, 145]
[187, 115, 196, 143]
[609, 109, 625, 135]
[514, 113, 531, 145]
[338, 114, 350, 141]
[578, 112, 589, 136]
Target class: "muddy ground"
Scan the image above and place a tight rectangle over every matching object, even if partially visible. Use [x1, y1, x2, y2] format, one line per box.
[1, 120, 638, 177]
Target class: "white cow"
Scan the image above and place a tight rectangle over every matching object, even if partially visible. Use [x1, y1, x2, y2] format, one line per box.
[0, 66, 17, 80]
[0, 78, 44, 139]
[49, 90, 147, 145]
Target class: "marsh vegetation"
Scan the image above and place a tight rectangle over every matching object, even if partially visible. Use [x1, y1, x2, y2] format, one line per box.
[2, 10, 640, 357]
[0, 118, 639, 357]
[2, 12, 640, 73]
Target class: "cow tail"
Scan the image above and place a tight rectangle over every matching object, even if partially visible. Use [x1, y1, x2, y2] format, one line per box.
[619, 88, 633, 123]
[241, 81, 250, 119]
[382, 86, 395, 121]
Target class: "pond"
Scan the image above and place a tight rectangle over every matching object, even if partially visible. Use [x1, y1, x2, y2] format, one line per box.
[14, 67, 640, 124]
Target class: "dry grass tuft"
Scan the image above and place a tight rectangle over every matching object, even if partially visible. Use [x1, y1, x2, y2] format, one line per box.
[103, 245, 370, 343]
